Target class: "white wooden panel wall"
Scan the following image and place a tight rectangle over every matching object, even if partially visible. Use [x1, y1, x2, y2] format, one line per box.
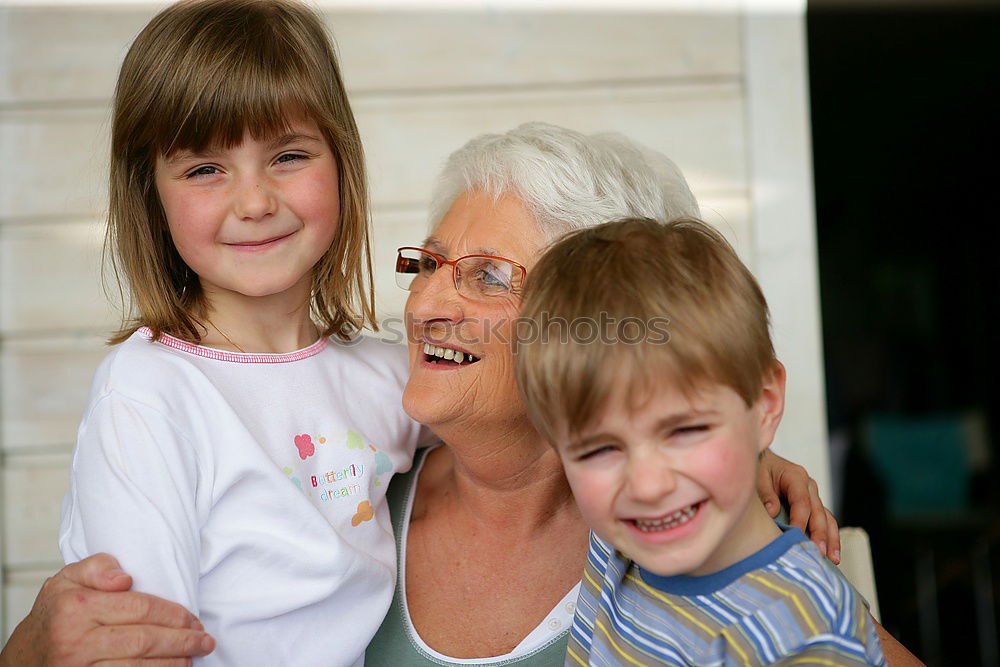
[0, 2, 826, 640]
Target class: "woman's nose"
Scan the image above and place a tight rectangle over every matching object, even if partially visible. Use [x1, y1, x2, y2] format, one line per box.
[233, 177, 277, 221]
[406, 266, 464, 327]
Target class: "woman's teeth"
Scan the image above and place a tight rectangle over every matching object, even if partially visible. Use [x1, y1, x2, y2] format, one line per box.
[634, 504, 698, 532]
[423, 343, 480, 365]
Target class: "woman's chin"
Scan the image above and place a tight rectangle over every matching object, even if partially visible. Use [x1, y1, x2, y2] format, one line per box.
[401, 383, 449, 428]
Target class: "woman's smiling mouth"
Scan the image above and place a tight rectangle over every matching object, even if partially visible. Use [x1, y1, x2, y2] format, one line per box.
[422, 342, 482, 366]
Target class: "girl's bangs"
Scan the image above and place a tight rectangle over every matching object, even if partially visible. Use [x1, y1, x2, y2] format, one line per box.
[162, 75, 325, 157]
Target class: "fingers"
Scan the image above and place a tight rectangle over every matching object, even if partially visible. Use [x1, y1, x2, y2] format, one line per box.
[757, 450, 843, 563]
[786, 491, 810, 532]
[84, 591, 203, 630]
[786, 474, 843, 563]
[90, 625, 214, 661]
[47, 587, 200, 632]
[823, 509, 841, 564]
[57, 553, 133, 592]
[756, 464, 781, 518]
[41, 589, 211, 665]
[96, 660, 193, 667]
[776, 462, 810, 530]
[2, 561, 211, 667]
[777, 462, 825, 555]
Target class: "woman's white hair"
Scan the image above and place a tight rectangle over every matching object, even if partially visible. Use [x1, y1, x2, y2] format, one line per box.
[427, 122, 699, 241]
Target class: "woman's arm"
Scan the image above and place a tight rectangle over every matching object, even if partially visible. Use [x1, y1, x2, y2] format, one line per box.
[0, 554, 213, 667]
[757, 449, 841, 563]
[874, 618, 925, 666]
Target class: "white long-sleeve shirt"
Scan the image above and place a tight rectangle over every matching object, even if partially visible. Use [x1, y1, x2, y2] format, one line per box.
[60, 329, 421, 667]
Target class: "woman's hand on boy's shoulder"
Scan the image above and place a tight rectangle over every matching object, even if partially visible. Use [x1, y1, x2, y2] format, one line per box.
[0, 553, 214, 667]
[757, 450, 841, 565]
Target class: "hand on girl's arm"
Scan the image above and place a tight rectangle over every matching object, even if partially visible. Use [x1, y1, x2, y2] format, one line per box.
[756, 449, 841, 564]
[0, 553, 213, 667]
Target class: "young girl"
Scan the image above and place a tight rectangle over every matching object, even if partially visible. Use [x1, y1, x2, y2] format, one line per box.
[57, 1, 421, 665]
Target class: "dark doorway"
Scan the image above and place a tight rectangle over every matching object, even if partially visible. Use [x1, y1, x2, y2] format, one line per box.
[808, 1, 1000, 664]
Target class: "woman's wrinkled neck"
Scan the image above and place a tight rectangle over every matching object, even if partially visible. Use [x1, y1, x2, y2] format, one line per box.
[420, 418, 579, 531]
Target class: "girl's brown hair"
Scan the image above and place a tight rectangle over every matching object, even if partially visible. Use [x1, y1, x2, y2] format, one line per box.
[108, 0, 374, 344]
[515, 217, 776, 443]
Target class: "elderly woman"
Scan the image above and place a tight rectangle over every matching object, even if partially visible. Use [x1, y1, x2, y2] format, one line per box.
[2, 124, 918, 667]
[366, 124, 713, 662]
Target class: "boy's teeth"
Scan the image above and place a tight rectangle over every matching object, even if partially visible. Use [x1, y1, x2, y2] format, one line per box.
[444, 348, 454, 361]
[634, 504, 699, 532]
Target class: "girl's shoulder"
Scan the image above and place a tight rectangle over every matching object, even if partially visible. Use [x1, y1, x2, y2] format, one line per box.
[100, 328, 186, 371]
[89, 329, 219, 398]
[324, 334, 411, 381]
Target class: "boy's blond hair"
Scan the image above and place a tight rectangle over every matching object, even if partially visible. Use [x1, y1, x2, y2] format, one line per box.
[107, 0, 373, 344]
[515, 217, 775, 443]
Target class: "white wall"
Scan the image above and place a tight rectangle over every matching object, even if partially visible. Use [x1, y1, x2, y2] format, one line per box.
[0, 0, 827, 639]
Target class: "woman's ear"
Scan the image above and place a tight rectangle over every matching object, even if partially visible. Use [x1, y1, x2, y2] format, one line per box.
[756, 360, 787, 453]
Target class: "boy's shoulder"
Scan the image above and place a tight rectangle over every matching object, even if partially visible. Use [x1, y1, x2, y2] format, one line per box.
[627, 525, 857, 612]
[576, 528, 883, 665]
[745, 524, 845, 587]
[588, 527, 863, 627]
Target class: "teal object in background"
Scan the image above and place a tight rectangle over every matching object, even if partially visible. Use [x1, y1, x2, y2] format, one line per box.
[866, 414, 969, 518]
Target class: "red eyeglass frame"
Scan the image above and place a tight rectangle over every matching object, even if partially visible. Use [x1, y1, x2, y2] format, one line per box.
[395, 246, 527, 297]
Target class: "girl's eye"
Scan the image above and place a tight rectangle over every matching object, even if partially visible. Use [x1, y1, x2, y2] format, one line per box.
[185, 165, 220, 178]
[275, 152, 308, 165]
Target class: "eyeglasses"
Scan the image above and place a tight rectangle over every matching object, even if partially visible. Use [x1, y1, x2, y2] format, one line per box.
[395, 247, 526, 301]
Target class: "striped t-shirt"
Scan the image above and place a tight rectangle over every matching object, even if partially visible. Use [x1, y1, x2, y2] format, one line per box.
[567, 525, 885, 666]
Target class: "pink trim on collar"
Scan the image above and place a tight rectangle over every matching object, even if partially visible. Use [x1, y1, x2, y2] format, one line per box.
[138, 327, 328, 364]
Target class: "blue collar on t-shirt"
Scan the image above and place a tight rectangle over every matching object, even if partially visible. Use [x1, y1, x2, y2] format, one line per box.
[637, 523, 809, 596]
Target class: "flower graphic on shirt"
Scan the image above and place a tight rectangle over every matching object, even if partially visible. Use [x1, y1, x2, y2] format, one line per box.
[346, 430, 364, 450]
[373, 450, 393, 476]
[366, 443, 393, 486]
[351, 500, 374, 526]
[294, 434, 315, 460]
[282, 466, 304, 493]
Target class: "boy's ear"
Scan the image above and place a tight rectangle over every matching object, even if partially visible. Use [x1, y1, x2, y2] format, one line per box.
[756, 360, 786, 453]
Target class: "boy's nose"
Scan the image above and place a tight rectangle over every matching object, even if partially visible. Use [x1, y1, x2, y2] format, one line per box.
[625, 454, 676, 505]
[234, 179, 277, 221]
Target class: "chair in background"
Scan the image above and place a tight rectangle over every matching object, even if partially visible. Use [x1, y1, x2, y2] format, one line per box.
[837, 526, 881, 623]
[865, 411, 996, 667]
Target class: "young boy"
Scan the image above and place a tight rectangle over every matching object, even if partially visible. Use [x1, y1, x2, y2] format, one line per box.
[515, 218, 885, 666]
